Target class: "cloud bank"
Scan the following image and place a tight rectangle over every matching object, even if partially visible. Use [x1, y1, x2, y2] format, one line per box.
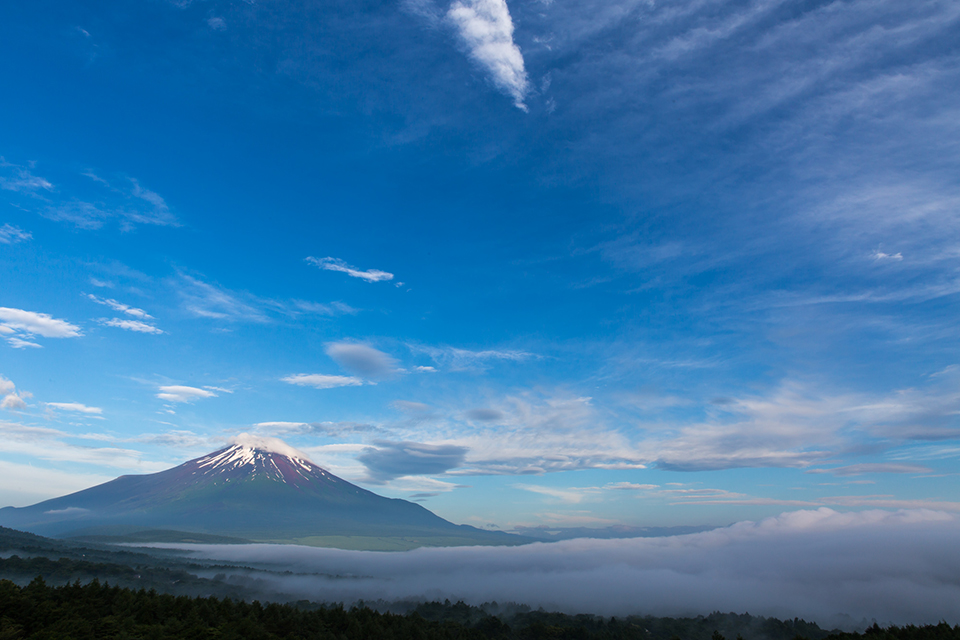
[159, 509, 960, 627]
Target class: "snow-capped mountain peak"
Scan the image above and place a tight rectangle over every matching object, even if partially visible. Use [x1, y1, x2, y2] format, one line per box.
[231, 433, 309, 459]
[190, 434, 330, 487]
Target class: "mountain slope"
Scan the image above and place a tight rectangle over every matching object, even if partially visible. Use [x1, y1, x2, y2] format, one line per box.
[0, 437, 523, 549]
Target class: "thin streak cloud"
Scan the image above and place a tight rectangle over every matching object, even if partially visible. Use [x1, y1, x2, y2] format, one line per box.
[306, 256, 394, 283]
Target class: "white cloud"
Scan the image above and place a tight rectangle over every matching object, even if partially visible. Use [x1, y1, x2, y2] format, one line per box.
[85, 293, 153, 319]
[166, 508, 960, 626]
[0, 224, 31, 244]
[419, 393, 648, 476]
[231, 432, 311, 460]
[0, 376, 31, 411]
[305, 256, 394, 283]
[447, 0, 529, 110]
[156, 385, 217, 403]
[100, 318, 164, 334]
[281, 373, 364, 389]
[0, 307, 82, 338]
[1, 393, 28, 411]
[325, 342, 399, 378]
[46, 402, 103, 415]
[872, 249, 903, 261]
[6, 337, 42, 349]
[644, 373, 960, 471]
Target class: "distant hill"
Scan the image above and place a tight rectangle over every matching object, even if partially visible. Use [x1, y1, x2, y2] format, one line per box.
[0, 436, 525, 550]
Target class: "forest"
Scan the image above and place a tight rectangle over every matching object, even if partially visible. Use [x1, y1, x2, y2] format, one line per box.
[1, 577, 959, 640]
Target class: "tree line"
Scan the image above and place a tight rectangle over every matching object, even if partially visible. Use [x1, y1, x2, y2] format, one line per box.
[2, 576, 958, 640]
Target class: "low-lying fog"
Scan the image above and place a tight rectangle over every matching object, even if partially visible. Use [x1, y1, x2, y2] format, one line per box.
[146, 508, 960, 628]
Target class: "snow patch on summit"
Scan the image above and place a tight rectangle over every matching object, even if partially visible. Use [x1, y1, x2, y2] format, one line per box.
[231, 433, 312, 462]
[192, 433, 327, 487]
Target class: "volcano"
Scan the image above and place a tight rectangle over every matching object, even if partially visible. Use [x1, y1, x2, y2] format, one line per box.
[0, 436, 523, 550]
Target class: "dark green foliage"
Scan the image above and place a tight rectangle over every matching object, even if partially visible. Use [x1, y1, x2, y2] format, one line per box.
[0, 578, 482, 640]
[823, 623, 960, 640]
[0, 577, 958, 640]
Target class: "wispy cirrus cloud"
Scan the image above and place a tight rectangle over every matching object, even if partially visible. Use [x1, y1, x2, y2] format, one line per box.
[306, 256, 394, 283]
[0, 158, 53, 193]
[173, 273, 355, 325]
[99, 318, 164, 334]
[46, 176, 178, 230]
[174, 274, 269, 322]
[447, 0, 530, 110]
[85, 293, 153, 319]
[0, 224, 31, 244]
[1, 158, 179, 230]
[412, 344, 536, 371]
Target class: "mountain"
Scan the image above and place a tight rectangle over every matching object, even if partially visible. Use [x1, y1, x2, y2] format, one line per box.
[0, 436, 524, 550]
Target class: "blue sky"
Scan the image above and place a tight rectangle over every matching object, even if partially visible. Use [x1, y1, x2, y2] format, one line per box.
[1, 0, 959, 531]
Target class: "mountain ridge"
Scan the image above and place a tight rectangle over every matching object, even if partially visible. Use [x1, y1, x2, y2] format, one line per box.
[0, 436, 525, 550]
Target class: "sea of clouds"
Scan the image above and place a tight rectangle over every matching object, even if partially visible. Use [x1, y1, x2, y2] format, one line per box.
[152, 509, 960, 628]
